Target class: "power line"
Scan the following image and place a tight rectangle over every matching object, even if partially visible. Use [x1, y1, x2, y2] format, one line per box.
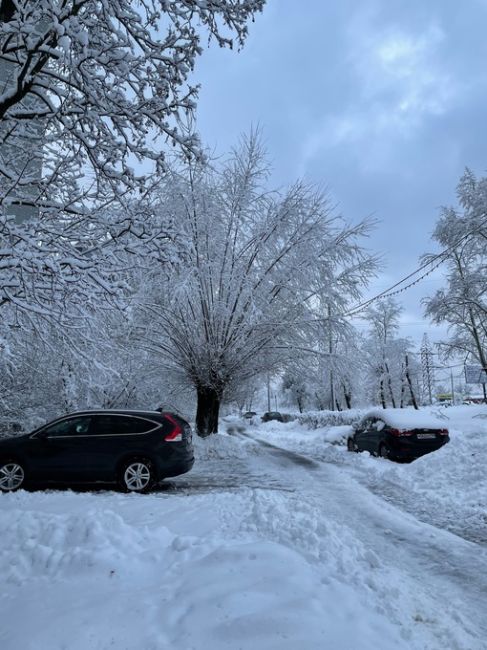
[343, 223, 481, 318]
[431, 362, 465, 370]
[255, 212, 487, 328]
[346, 258, 445, 318]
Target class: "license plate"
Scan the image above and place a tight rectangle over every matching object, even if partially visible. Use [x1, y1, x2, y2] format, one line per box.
[417, 433, 436, 439]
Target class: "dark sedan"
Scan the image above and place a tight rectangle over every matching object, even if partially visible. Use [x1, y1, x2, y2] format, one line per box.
[261, 411, 284, 423]
[0, 409, 194, 493]
[347, 413, 449, 461]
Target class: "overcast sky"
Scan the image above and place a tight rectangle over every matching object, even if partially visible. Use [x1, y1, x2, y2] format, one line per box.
[192, 0, 487, 372]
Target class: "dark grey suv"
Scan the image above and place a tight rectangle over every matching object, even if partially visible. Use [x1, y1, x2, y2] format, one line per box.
[0, 410, 194, 493]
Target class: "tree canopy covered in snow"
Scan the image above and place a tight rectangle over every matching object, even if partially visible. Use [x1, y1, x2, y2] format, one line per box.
[0, 0, 265, 350]
[423, 169, 487, 374]
[131, 134, 377, 434]
[361, 298, 419, 409]
[0, 0, 265, 215]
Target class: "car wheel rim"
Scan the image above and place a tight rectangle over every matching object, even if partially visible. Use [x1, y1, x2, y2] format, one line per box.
[124, 463, 151, 491]
[0, 463, 24, 491]
[380, 446, 389, 458]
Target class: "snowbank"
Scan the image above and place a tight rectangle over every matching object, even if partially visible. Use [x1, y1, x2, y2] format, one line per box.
[193, 428, 263, 460]
[1, 490, 412, 650]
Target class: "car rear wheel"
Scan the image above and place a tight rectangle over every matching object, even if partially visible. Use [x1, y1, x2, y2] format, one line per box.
[0, 461, 25, 492]
[120, 459, 155, 493]
[347, 438, 356, 452]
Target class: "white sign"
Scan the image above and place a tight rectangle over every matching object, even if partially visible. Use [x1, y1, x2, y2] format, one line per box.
[465, 365, 487, 384]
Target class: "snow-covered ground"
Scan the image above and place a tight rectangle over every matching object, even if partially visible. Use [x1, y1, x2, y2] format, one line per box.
[1, 406, 486, 649]
[257, 405, 487, 544]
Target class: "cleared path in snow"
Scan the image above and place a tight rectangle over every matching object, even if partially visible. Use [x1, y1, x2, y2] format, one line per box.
[252, 431, 487, 648]
[311, 460, 487, 647]
[169, 431, 487, 649]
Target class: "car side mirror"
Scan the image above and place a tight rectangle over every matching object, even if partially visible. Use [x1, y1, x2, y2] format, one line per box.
[36, 430, 48, 440]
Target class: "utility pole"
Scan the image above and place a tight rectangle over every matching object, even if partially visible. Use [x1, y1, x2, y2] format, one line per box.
[421, 334, 435, 405]
[450, 370, 455, 405]
[266, 371, 271, 412]
[327, 303, 335, 411]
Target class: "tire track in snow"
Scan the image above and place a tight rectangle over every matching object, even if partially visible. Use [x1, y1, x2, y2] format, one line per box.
[236, 431, 321, 469]
[240, 431, 487, 648]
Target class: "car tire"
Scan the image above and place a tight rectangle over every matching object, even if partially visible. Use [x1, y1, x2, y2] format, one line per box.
[0, 460, 26, 492]
[378, 443, 392, 460]
[347, 438, 356, 452]
[119, 458, 155, 493]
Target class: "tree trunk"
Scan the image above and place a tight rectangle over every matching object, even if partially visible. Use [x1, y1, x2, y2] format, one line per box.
[379, 377, 386, 409]
[297, 396, 304, 413]
[384, 361, 396, 408]
[343, 384, 352, 409]
[195, 386, 221, 437]
[399, 364, 405, 408]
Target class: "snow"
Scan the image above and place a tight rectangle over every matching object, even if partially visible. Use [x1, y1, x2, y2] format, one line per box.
[358, 406, 448, 430]
[343, 405, 487, 542]
[1, 405, 486, 649]
[1, 491, 409, 650]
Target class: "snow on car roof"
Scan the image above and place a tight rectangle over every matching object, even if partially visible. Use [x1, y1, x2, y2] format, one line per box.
[360, 408, 447, 431]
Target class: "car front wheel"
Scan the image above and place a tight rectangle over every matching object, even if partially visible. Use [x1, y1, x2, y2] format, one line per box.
[119, 459, 155, 493]
[378, 443, 392, 460]
[0, 461, 25, 492]
[347, 438, 356, 452]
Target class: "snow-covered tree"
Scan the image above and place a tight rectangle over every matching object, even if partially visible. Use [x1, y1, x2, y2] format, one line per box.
[282, 323, 365, 412]
[0, 0, 265, 215]
[137, 134, 377, 435]
[0, 293, 195, 429]
[423, 169, 487, 378]
[1, 0, 265, 341]
[0, 210, 121, 321]
[281, 369, 311, 413]
[361, 298, 419, 408]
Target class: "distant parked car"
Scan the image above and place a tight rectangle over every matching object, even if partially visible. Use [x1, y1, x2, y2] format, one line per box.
[347, 410, 449, 461]
[242, 411, 257, 419]
[0, 410, 194, 493]
[261, 411, 284, 423]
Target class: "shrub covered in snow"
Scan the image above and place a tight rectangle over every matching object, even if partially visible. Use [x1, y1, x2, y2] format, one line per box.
[296, 409, 364, 430]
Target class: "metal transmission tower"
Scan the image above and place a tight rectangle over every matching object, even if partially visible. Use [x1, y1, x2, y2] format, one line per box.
[421, 334, 435, 405]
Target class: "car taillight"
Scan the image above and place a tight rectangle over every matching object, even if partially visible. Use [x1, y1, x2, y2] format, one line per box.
[390, 428, 414, 437]
[163, 414, 183, 442]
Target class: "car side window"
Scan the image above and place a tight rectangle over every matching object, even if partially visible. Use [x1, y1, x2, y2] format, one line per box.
[90, 415, 157, 436]
[43, 417, 92, 438]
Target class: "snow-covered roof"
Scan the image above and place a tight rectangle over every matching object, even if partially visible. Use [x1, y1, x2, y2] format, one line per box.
[360, 408, 447, 431]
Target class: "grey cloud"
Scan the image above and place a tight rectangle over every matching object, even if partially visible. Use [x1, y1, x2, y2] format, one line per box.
[193, 0, 487, 341]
